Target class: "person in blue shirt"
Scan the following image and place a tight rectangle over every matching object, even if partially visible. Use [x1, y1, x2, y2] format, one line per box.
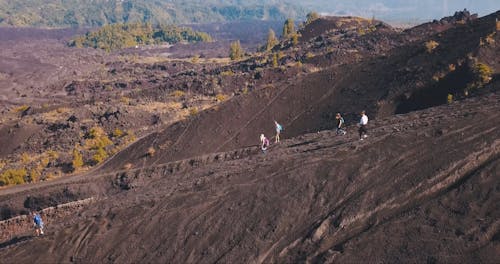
[274, 120, 283, 143]
[32, 211, 44, 236]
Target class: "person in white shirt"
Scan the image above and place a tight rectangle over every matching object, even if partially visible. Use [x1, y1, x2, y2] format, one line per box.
[358, 110, 368, 140]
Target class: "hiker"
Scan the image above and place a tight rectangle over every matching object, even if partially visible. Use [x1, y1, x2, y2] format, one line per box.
[335, 113, 346, 135]
[32, 211, 44, 236]
[260, 134, 270, 152]
[274, 120, 283, 143]
[358, 110, 368, 140]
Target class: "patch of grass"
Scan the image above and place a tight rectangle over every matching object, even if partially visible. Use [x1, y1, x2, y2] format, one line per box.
[171, 90, 185, 97]
[92, 147, 108, 165]
[189, 107, 199, 116]
[112, 128, 125, 138]
[220, 70, 234, 76]
[215, 94, 227, 102]
[191, 55, 200, 64]
[12, 105, 29, 113]
[120, 96, 131, 104]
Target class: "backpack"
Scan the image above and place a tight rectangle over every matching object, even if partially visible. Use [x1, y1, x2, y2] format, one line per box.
[34, 214, 42, 225]
[277, 124, 283, 131]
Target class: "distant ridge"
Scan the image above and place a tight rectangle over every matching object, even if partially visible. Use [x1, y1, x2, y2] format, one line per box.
[0, 0, 306, 27]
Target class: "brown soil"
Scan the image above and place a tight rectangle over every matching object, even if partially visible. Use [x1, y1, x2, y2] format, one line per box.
[0, 92, 498, 263]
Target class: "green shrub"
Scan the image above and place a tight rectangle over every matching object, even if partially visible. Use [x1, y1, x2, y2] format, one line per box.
[12, 105, 29, 113]
[72, 148, 84, 171]
[272, 53, 278, 68]
[189, 107, 199, 116]
[229, 40, 243, 60]
[0, 168, 27, 186]
[92, 147, 108, 165]
[112, 128, 125, 138]
[215, 94, 227, 102]
[171, 90, 185, 97]
[425, 40, 439, 53]
[473, 63, 493, 84]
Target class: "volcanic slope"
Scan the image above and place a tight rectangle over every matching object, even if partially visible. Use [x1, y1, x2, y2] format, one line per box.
[95, 11, 500, 173]
[0, 90, 499, 263]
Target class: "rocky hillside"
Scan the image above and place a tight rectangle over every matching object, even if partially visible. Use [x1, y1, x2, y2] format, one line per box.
[0, 90, 498, 263]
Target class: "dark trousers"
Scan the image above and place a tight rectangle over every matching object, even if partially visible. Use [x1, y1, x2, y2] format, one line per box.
[359, 125, 367, 138]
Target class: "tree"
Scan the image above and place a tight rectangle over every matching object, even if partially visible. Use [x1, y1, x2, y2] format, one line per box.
[283, 18, 295, 38]
[72, 148, 84, 171]
[266, 29, 278, 51]
[229, 40, 243, 60]
[272, 53, 278, 67]
[305, 12, 319, 25]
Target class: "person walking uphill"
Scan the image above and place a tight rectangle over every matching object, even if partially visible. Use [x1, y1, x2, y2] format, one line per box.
[32, 211, 44, 236]
[335, 113, 346, 135]
[274, 120, 283, 143]
[358, 110, 368, 140]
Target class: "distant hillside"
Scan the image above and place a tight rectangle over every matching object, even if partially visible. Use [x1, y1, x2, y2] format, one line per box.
[0, 0, 306, 27]
[287, 0, 499, 23]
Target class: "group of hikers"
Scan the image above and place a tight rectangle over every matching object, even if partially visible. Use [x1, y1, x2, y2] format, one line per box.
[260, 110, 369, 151]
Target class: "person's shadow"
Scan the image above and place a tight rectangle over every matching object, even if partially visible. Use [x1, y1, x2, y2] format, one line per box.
[0, 235, 33, 249]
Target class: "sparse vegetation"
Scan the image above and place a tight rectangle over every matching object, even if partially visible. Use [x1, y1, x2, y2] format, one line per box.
[215, 94, 227, 102]
[291, 33, 299, 46]
[266, 29, 278, 52]
[191, 55, 200, 64]
[0, 168, 27, 186]
[229, 40, 244, 60]
[72, 148, 84, 171]
[425, 40, 439, 53]
[112, 128, 125, 138]
[171, 90, 185, 97]
[447, 94, 453, 104]
[470, 62, 493, 87]
[272, 53, 279, 68]
[220, 70, 234, 77]
[85, 126, 113, 150]
[305, 12, 320, 25]
[283, 18, 295, 39]
[12, 105, 29, 113]
[92, 147, 108, 165]
[462, 61, 493, 94]
[189, 107, 199, 116]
